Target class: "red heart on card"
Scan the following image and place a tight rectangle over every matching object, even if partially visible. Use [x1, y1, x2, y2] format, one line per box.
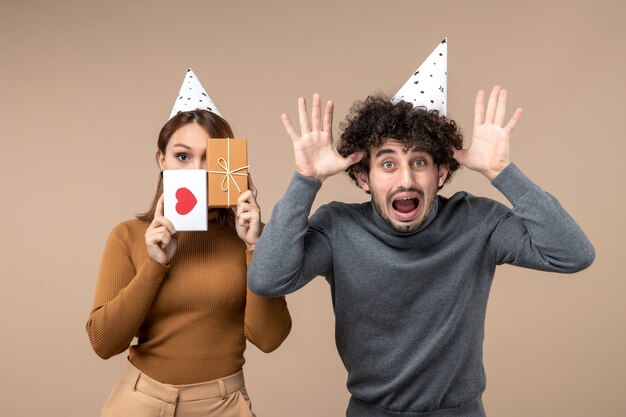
[175, 187, 197, 215]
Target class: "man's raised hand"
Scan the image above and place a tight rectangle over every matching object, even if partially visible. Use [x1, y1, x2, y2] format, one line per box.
[282, 93, 364, 182]
[454, 86, 523, 181]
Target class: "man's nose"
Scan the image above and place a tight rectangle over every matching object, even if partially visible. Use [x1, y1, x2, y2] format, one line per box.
[399, 165, 415, 187]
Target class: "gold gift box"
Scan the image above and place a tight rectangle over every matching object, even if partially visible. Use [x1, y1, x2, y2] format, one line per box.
[206, 138, 248, 208]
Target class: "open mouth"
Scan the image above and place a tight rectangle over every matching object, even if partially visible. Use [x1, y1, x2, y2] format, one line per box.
[390, 194, 421, 220]
[392, 197, 419, 213]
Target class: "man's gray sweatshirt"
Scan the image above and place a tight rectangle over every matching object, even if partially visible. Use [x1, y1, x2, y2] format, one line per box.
[248, 164, 594, 417]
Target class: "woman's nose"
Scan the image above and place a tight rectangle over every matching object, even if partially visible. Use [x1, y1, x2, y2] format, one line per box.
[190, 159, 204, 170]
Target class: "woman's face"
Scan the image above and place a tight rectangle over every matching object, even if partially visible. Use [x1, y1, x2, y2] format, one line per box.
[158, 123, 209, 170]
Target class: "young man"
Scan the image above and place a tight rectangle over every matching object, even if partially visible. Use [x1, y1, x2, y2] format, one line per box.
[248, 87, 594, 417]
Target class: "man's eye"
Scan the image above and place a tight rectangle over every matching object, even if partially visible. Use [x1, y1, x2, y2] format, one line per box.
[176, 153, 189, 161]
[383, 161, 394, 169]
[414, 160, 425, 167]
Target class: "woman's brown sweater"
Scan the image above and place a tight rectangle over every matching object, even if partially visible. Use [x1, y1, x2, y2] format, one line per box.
[86, 217, 291, 384]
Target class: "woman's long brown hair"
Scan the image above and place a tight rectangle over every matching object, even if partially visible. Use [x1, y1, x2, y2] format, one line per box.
[136, 110, 235, 226]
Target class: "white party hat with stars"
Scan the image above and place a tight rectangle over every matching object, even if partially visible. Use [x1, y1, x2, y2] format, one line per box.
[391, 38, 447, 115]
[169, 68, 222, 119]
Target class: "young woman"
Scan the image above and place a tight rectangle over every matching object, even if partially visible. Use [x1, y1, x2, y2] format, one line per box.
[86, 108, 291, 417]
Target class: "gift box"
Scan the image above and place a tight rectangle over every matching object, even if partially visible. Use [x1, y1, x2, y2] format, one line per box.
[206, 138, 248, 207]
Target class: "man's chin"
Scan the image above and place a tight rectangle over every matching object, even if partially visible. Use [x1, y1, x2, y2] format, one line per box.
[390, 221, 423, 233]
[384, 213, 424, 233]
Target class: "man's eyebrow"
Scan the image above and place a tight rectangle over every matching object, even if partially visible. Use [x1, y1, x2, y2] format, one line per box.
[374, 148, 398, 158]
[374, 147, 426, 158]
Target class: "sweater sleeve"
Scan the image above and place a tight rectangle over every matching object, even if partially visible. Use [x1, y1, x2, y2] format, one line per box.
[248, 172, 333, 297]
[488, 164, 595, 272]
[86, 223, 168, 359]
[243, 250, 292, 352]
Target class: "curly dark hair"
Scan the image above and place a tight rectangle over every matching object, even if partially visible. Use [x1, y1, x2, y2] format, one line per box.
[337, 95, 464, 187]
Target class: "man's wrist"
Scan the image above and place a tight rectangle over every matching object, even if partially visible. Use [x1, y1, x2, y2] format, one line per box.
[296, 170, 325, 183]
[483, 163, 510, 181]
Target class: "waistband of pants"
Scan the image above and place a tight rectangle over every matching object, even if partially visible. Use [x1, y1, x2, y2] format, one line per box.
[122, 360, 245, 404]
[347, 396, 485, 417]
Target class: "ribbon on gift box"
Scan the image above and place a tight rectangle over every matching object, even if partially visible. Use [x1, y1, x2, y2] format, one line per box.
[206, 138, 249, 207]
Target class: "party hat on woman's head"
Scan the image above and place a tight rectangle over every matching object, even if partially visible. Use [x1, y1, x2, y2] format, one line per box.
[169, 68, 222, 119]
[392, 38, 447, 115]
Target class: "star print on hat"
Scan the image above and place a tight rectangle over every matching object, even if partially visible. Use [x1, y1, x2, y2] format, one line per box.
[169, 68, 222, 120]
[392, 38, 447, 115]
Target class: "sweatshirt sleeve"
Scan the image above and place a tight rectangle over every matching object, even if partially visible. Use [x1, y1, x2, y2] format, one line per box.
[248, 172, 333, 297]
[488, 164, 595, 272]
[86, 223, 168, 359]
[243, 250, 292, 352]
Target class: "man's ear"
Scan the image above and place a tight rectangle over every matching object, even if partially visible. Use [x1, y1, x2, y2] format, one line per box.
[355, 171, 370, 193]
[156, 150, 165, 170]
[438, 164, 449, 188]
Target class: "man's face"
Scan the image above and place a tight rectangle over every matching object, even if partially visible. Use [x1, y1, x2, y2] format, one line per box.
[356, 139, 448, 233]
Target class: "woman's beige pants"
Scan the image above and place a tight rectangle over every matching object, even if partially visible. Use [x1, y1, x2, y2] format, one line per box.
[101, 361, 256, 417]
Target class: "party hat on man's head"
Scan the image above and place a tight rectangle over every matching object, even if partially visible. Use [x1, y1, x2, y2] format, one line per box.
[169, 68, 222, 120]
[391, 38, 447, 115]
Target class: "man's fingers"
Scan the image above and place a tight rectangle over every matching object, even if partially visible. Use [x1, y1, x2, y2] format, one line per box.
[323, 99, 334, 135]
[311, 93, 321, 132]
[350, 151, 366, 165]
[494, 88, 508, 126]
[452, 148, 466, 165]
[339, 151, 366, 171]
[474, 90, 485, 126]
[484, 85, 501, 124]
[505, 107, 523, 133]
[298, 97, 311, 134]
[281, 114, 300, 142]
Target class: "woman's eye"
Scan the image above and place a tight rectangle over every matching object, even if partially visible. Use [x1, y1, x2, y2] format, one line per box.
[176, 153, 189, 161]
[383, 161, 394, 169]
